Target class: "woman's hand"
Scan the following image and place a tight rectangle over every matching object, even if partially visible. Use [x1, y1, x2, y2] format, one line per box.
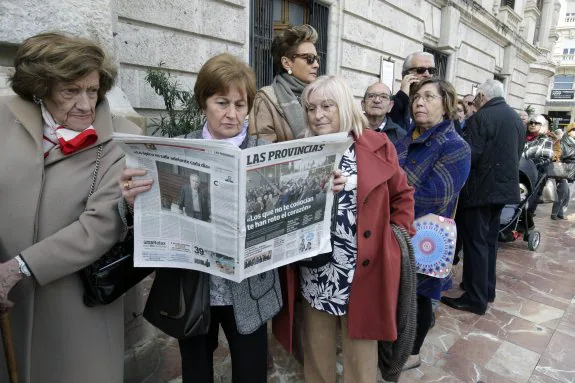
[331, 170, 347, 193]
[0, 259, 23, 310]
[120, 168, 153, 207]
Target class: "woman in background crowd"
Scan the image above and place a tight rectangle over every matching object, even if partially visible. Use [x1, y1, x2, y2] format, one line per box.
[456, 99, 467, 128]
[523, 114, 554, 171]
[0, 32, 140, 383]
[551, 123, 575, 219]
[275, 75, 415, 383]
[249, 24, 320, 142]
[395, 78, 471, 370]
[120, 53, 282, 383]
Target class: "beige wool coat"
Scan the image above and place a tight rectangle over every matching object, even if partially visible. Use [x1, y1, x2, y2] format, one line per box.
[248, 86, 296, 143]
[0, 95, 140, 383]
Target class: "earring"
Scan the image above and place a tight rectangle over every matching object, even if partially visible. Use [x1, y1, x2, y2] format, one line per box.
[33, 95, 42, 105]
[288, 69, 293, 75]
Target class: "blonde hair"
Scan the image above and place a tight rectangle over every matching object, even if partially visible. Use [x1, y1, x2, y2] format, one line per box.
[301, 75, 367, 137]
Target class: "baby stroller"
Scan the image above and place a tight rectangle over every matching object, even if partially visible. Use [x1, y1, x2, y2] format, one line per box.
[499, 157, 546, 250]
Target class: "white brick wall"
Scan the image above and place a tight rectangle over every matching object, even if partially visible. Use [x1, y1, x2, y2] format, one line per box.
[113, 0, 248, 114]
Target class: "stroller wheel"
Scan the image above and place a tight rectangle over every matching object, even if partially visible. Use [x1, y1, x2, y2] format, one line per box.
[527, 231, 541, 251]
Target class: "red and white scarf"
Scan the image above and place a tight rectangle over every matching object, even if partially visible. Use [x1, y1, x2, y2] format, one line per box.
[41, 103, 98, 157]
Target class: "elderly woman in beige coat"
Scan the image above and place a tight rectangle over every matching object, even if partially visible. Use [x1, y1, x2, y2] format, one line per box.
[0, 32, 140, 383]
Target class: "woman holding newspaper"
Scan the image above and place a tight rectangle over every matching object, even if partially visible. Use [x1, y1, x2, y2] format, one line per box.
[273, 75, 416, 383]
[119, 54, 346, 382]
[394, 78, 471, 370]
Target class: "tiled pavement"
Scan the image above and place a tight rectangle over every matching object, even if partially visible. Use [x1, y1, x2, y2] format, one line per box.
[148, 201, 575, 383]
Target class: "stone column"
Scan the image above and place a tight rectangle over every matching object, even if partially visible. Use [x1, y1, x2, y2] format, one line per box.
[548, 0, 562, 47]
[525, 64, 556, 114]
[538, 0, 554, 49]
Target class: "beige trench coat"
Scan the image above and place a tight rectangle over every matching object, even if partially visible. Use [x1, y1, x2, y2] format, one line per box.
[0, 95, 140, 383]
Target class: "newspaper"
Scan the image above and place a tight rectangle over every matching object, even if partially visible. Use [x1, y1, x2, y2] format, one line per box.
[113, 132, 352, 282]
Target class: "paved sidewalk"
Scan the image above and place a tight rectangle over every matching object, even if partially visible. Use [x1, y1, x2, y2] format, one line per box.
[147, 202, 575, 383]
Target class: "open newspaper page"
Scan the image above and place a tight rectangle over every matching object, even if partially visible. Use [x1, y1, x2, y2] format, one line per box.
[239, 133, 352, 279]
[113, 133, 246, 281]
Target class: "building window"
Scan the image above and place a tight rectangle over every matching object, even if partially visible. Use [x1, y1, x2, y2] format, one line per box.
[250, 0, 329, 89]
[423, 46, 448, 80]
[501, 0, 515, 9]
[553, 75, 574, 90]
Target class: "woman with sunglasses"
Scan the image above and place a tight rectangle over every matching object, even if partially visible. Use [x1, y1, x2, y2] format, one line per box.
[248, 24, 320, 142]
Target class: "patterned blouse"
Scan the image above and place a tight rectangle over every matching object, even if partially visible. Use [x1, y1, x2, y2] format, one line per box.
[210, 275, 233, 306]
[300, 145, 358, 316]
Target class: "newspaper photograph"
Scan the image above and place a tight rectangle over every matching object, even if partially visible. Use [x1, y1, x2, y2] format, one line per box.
[113, 132, 351, 282]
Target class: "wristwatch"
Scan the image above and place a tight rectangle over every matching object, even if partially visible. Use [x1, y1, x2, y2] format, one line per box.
[15, 255, 32, 277]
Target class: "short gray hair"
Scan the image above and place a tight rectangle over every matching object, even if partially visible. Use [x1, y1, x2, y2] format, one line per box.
[402, 52, 435, 73]
[477, 79, 504, 101]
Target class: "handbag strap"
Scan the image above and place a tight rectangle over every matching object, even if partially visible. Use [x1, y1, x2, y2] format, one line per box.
[88, 145, 104, 198]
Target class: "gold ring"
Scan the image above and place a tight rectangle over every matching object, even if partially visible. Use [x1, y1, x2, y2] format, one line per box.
[123, 181, 130, 190]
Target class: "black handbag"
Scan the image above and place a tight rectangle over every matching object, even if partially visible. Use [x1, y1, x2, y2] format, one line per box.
[81, 144, 153, 307]
[143, 268, 211, 339]
[546, 162, 569, 179]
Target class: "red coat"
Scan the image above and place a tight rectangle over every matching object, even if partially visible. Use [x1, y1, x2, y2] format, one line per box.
[273, 130, 415, 352]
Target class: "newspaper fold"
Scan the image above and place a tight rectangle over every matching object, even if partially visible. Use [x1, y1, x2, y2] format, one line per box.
[113, 132, 352, 282]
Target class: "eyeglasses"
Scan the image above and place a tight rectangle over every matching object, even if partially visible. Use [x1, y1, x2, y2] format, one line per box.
[292, 53, 320, 65]
[529, 121, 542, 126]
[412, 93, 442, 103]
[365, 93, 391, 101]
[407, 67, 437, 75]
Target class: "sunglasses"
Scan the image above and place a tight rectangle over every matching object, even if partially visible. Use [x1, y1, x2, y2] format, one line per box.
[292, 53, 320, 65]
[408, 67, 437, 75]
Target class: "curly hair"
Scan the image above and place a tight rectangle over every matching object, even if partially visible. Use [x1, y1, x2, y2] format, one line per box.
[271, 24, 318, 75]
[10, 32, 117, 103]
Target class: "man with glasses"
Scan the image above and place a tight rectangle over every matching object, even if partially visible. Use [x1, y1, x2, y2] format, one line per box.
[361, 82, 406, 144]
[442, 79, 526, 315]
[389, 52, 436, 130]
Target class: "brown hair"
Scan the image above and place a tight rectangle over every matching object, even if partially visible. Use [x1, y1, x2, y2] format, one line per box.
[10, 32, 117, 103]
[410, 78, 458, 120]
[271, 24, 318, 75]
[194, 53, 256, 112]
[457, 99, 467, 115]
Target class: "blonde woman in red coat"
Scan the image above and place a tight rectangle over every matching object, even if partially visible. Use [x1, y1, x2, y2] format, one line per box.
[273, 75, 415, 383]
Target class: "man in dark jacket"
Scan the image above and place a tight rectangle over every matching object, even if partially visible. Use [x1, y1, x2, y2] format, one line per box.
[388, 52, 436, 130]
[361, 82, 406, 144]
[442, 79, 526, 315]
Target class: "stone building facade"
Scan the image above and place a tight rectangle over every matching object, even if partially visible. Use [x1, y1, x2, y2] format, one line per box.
[0, 0, 563, 381]
[548, 0, 575, 128]
[0, 0, 562, 120]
